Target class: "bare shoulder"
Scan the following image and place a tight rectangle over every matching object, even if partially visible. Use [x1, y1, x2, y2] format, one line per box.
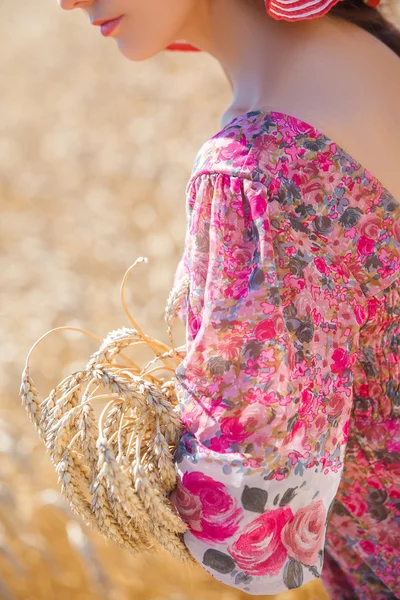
[317, 17, 400, 200]
[259, 17, 400, 200]
[293, 17, 400, 200]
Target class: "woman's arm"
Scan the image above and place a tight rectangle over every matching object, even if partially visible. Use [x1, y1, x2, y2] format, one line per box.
[170, 171, 366, 594]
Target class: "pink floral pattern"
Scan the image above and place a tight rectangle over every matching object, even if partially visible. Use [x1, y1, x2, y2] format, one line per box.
[281, 500, 326, 566]
[170, 110, 400, 597]
[228, 506, 294, 576]
[174, 471, 243, 542]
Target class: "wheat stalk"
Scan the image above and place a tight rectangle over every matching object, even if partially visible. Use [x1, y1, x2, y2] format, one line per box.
[20, 259, 194, 564]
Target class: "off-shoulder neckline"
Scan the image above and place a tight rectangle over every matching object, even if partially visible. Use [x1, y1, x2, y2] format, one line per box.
[217, 109, 398, 204]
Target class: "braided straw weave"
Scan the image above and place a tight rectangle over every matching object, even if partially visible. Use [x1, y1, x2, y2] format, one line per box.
[20, 257, 195, 564]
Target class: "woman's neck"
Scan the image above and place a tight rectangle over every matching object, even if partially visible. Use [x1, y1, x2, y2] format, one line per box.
[178, 0, 334, 114]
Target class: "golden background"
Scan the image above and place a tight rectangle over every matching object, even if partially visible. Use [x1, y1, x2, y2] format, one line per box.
[1, 0, 398, 598]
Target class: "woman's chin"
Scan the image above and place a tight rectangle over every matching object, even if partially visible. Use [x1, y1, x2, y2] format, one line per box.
[115, 39, 163, 61]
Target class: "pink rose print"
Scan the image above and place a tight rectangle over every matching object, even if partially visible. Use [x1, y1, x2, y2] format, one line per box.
[326, 393, 346, 419]
[342, 417, 350, 443]
[387, 439, 400, 453]
[365, 297, 379, 320]
[271, 313, 286, 337]
[253, 319, 276, 341]
[208, 435, 231, 453]
[357, 382, 369, 398]
[369, 381, 384, 401]
[249, 194, 267, 218]
[216, 140, 242, 162]
[356, 420, 393, 445]
[357, 235, 375, 255]
[219, 416, 249, 444]
[281, 500, 326, 566]
[169, 484, 202, 528]
[342, 481, 369, 517]
[331, 347, 351, 374]
[216, 403, 273, 449]
[298, 387, 320, 418]
[228, 507, 294, 576]
[229, 244, 253, 266]
[187, 311, 201, 339]
[286, 115, 315, 136]
[174, 472, 243, 543]
[358, 215, 381, 238]
[359, 539, 377, 555]
[314, 257, 330, 276]
[376, 526, 398, 551]
[354, 302, 366, 326]
[308, 413, 328, 438]
[290, 418, 308, 449]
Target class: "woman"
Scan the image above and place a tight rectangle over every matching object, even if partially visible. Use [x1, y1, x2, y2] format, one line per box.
[57, 1, 400, 598]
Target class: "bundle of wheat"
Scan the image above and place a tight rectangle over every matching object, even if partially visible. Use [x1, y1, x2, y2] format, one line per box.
[19, 257, 194, 565]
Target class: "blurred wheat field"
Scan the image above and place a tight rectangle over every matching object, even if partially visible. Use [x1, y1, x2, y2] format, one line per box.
[2, 1, 399, 598]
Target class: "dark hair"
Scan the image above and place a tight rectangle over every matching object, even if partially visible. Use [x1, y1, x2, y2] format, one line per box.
[246, 0, 400, 57]
[329, 0, 400, 57]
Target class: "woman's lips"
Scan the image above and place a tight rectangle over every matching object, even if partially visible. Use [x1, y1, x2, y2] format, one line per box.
[100, 16, 124, 37]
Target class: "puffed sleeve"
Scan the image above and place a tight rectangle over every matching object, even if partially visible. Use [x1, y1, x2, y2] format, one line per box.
[170, 172, 366, 595]
[172, 223, 190, 324]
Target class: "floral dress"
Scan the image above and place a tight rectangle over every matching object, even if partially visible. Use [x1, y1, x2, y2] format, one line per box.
[168, 110, 400, 598]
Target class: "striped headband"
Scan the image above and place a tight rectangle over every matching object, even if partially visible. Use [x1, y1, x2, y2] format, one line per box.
[166, 0, 382, 51]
